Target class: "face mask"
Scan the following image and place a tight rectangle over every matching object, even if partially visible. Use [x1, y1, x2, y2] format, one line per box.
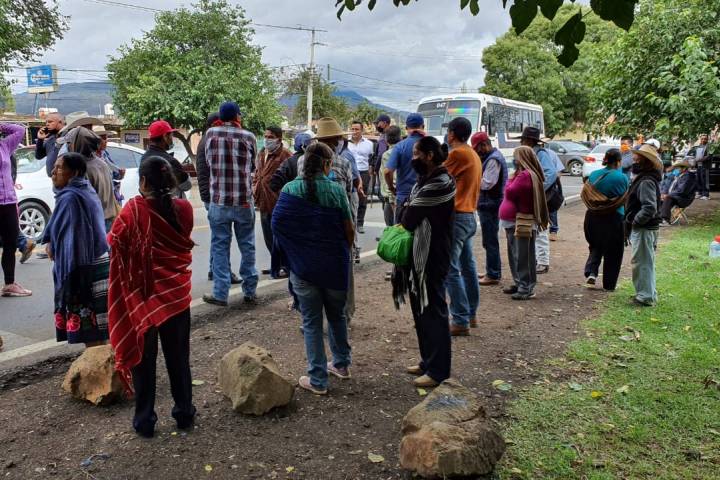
[376, 126, 385, 133]
[672, 168, 680, 175]
[631, 163, 643, 174]
[411, 158, 428, 176]
[265, 139, 280, 152]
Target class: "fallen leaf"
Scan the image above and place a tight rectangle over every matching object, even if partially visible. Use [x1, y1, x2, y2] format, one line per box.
[599, 422, 616, 432]
[204, 464, 213, 472]
[170, 431, 178, 436]
[417, 388, 428, 396]
[492, 380, 512, 391]
[591, 390, 604, 399]
[510, 467, 523, 474]
[684, 325, 691, 332]
[367, 453, 385, 463]
[616, 385, 630, 395]
[192, 380, 205, 386]
[286, 466, 295, 473]
[568, 382, 583, 391]
[349, 450, 363, 455]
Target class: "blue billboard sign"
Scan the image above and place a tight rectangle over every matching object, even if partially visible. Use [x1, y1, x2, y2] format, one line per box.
[26, 65, 58, 93]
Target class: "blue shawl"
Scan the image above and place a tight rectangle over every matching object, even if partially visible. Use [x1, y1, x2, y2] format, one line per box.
[43, 177, 109, 296]
[271, 191, 350, 291]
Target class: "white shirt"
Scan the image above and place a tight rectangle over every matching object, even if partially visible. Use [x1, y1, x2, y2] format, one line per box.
[347, 137, 374, 172]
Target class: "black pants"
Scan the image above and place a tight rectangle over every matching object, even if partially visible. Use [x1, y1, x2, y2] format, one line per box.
[0, 204, 19, 284]
[583, 211, 625, 290]
[660, 197, 680, 222]
[357, 171, 371, 227]
[505, 228, 537, 295]
[131, 309, 195, 436]
[260, 211, 273, 253]
[409, 270, 451, 383]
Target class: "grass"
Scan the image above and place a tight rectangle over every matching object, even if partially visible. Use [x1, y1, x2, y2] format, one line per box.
[499, 213, 720, 479]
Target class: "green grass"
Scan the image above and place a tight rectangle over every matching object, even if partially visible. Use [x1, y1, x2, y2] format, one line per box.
[500, 214, 720, 479]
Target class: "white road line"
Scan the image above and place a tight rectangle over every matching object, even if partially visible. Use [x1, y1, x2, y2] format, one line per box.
[1, 249, 380, 364]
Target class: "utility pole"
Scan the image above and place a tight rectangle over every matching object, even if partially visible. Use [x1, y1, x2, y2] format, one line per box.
[327, 63, 331, 82]
[306, 28, 316, 130]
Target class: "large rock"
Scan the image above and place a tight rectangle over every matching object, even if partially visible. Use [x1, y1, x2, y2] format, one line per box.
[400, 379, 506, 478]
[218, 342, 294, 415]
[62, 345, 124, 406]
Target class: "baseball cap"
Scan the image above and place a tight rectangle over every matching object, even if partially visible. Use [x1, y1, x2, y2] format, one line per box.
[219, 101, 241, 122]
[148, 120, 177, 139]
[471, 132, 490, 149]
[375, 114, 391, 124]
[405, 113, 424, 129]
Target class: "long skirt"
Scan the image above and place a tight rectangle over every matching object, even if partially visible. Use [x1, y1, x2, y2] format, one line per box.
[54, 254, 110, 344]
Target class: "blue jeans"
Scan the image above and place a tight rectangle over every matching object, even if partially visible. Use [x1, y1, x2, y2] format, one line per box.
[208, 204, 258, 300]
[16, 233, 27, 253]
[478, 200, 502, 280]
[446, 212, 480, 327]
[549, 210, 559, 233]
[291, 272, 351, 390]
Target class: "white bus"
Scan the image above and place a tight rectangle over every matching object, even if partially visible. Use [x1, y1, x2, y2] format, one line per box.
[416, 93, 545, 157]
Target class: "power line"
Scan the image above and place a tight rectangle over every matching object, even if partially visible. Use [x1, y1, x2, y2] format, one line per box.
[329, 44, 484, 63]
[329, 66, 464, 91]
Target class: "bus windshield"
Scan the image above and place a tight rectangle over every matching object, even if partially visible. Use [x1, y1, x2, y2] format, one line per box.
[418, 100, 481, 137]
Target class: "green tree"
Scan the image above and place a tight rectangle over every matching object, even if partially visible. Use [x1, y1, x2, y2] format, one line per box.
[285, 68, 351, 126]
[587, 0, 720, 144]
[352, 100, 383, 126]
[0, 0, 68, 88]
[335, 0, 638, 66]
[107, 0, 282, 158]
[481, 6, 618, 136]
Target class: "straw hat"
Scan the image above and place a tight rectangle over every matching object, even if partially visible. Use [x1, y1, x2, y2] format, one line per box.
[59, 111, 103, 134]
[671, 158, 690, 168]
[634, 144, 663, 170]
[92, 125, 117, 137]
[314, 117, 348, 139]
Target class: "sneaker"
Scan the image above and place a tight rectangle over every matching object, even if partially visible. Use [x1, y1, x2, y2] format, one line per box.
[537, 265, 550, 274]
[406, 365, 423, 376]
[19, 239, 36, 264]
[276, 268, 289, 279]
[450, 323, 470, 337]
[549, 232, 558, 242]
[511, 292, 536, 301]
[701, 196, 710, 200]
[35, 251, 49, 259]
[261, 269, 271, 275]
[413, 374, 439, 388]
[630, 297, 653, 307]
[659, 220, 671, 227]
[230, 273, 243, 285]
[585, 275, 597, 287]
[243, 294, 258, 305]
[202, 294, 228, 307]
[358, 225, 365, 234]
[1, 283, 32, 297]
[327, 362, 351, 380]
[298, 376, 327, 395]
[384, 271, 392, 282]
[502, 285, 518, 295]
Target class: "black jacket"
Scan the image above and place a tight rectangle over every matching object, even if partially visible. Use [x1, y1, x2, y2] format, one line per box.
[269, 152, 301, 193]
[141, 144, 192, 197]
[626, 170, 662, 230]
[195, 134, 211, 204]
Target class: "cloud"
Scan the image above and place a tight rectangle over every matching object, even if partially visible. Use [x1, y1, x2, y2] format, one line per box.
[11, 0, 513, 111]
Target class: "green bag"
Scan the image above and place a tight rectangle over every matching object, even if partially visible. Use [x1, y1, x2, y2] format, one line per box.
[377, 225, 414, 266]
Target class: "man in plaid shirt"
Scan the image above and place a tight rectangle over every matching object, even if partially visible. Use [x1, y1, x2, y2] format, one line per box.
[202, 102, 259, 307]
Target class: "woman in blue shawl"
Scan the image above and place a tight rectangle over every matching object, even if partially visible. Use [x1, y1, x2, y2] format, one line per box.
[43, 152, 110, 346]
[272, 142, 355, 395]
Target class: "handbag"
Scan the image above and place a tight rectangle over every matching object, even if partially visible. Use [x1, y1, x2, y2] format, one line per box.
[377, 225, 414, 266]
[546, 177, 565, 212]
[515, 213, 535, 238]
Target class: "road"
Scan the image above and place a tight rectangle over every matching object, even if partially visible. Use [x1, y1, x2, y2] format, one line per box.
[0, 175, 583, 355]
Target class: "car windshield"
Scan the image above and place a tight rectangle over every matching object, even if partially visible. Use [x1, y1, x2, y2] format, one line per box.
[557, 141, 589, 152]
[14, 148, 45, 174]
[590, 144, 617, 154]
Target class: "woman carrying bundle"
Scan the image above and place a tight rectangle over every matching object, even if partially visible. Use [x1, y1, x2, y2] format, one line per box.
[581, 148, 629, 290]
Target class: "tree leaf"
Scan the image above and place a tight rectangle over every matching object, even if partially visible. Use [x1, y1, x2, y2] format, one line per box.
[493, 379, 513, 391]
[510, 0, 538, 35]
[470, 0, 480, 15]
[590, 0, 636, 31]
[538, 0, 563, 20]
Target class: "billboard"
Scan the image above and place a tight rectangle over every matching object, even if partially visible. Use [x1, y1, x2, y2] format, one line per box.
[26, 65, 58, 94]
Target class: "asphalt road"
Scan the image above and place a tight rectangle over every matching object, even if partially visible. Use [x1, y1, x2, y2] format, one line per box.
[0, 175, 583, 355]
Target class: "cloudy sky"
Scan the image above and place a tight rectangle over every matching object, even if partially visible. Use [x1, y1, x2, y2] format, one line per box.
[11, 0, 514, 111]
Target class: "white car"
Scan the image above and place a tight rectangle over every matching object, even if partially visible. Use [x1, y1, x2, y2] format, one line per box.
[582, 144, 621, 179]
[13, 142, 145, 240]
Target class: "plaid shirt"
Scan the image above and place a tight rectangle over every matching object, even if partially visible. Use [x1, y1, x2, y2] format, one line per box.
[204, 123, 257, 207]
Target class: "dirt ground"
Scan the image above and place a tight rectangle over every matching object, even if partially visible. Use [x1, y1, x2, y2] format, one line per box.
[1, 200, 713, 480]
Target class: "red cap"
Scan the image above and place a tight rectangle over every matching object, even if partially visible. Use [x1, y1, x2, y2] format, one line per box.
[471, 131, 490, 149]
[148, 120, 177, 139]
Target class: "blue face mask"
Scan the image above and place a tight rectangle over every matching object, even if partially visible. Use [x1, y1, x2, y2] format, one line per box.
[672, 168, 681, 175]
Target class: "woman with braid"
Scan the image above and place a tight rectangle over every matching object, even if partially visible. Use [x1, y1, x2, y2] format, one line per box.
[271, 142, 354, 395]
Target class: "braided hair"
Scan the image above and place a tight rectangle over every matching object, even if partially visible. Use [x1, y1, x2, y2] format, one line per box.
[139, 156, 181, 232]
[302, 142, 334, 203]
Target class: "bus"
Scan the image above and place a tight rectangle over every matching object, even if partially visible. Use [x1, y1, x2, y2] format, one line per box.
[416, 93, 545, 157]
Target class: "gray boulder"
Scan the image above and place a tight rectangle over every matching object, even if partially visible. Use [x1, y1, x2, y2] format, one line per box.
[218, 342, 294, 415]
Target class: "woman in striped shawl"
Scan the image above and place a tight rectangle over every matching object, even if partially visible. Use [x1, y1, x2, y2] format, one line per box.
[393, 136, 456, 389]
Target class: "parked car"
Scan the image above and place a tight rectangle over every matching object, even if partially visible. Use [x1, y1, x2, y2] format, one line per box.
[582, 143, 620, 179]
[546, 141, 590, 176]
[686, 143, 720, 190]
[13, 142, 145, 240]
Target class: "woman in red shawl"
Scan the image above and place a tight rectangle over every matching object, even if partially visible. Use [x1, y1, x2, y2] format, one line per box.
[108, 156, 195, 438]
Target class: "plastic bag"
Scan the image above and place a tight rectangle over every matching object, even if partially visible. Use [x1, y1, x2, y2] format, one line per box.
[377, 225, 414, 266]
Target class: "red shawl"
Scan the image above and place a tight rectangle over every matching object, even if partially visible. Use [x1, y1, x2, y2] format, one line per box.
[107, 196, 194, 392]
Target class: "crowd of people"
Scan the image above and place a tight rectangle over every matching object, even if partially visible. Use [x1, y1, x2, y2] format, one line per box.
[0, 104, 716, 436]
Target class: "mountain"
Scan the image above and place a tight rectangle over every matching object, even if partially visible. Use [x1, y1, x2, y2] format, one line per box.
[12, 81, 407, 117]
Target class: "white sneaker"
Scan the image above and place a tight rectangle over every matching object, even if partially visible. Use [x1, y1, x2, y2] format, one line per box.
[585, 275, 597, 287]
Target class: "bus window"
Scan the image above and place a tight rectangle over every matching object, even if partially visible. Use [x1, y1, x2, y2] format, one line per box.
[417, 101, 447, 137]
[445, 100, 481, 132]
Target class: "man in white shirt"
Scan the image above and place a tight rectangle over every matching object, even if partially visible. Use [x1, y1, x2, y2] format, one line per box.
[348, 120, 375, 233]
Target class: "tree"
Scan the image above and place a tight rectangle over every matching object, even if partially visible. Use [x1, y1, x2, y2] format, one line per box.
[107, 0, 282, 158]
[0, 0, 68, 88]
[335, 0, 639, 66]
[481, 5, 619, 136]
[284, 68, 351, 126]
[586, 0, 720, 144]
[353, 101, 383, 126]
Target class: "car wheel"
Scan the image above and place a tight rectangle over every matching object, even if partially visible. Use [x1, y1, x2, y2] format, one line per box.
[19, 201, 50, 241]
[568, 160, 583, 177]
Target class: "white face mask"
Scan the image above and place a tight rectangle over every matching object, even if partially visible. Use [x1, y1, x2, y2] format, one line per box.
[265, 139, 280, 152]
